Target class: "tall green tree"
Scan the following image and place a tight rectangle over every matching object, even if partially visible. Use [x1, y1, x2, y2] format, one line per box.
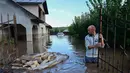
[69, 0, 130, 48]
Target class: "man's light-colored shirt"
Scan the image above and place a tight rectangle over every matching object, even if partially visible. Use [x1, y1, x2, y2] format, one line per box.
[85, 34, 99, 57]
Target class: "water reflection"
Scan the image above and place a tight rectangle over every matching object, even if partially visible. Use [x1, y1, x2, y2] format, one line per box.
[68, 36, 86, 51]
[44, 35, 87, 73]
[2, 34, 129, 73]
[33, 35, 50, 54]
[12, 35, 87, 73]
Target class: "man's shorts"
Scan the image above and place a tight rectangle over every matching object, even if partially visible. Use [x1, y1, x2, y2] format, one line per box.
[0, 68, 4, 73]
[85, 56, 98, 63]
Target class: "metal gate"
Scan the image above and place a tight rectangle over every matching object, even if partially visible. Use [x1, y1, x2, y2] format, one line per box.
[97, 15, 130, 73]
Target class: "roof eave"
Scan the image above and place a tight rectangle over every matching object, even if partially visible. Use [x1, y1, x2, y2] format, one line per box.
[16, 2, 42, 5]
[16, 1, 49, 14]
[11, 0, 45, 24]
[46, 25, 52, 29]
[31, 19, 45, 24]
[43, 1, 49, 14]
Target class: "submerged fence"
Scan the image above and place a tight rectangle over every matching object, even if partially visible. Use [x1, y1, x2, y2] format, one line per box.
[97, 15, 130, 73]
[0, 14, 18, 68]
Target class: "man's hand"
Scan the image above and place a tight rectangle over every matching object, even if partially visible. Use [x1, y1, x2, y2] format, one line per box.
[95, 43, 101, 48]
[99, 34, 105, 47]
[88, 45, 95, 49]
[88, 43, 101, 49]
[99, 34, 103, 39]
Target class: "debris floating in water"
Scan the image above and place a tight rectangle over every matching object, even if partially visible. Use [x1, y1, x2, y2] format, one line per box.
[11, 52, 69, 70]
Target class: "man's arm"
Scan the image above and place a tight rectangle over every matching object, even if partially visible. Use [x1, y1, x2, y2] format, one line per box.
[100, 34, 105, 48]
[85, 36, 96, 49]
[88, 45, 95, 49]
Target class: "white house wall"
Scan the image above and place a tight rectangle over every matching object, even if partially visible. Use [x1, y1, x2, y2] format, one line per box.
[37, 23, 48, 53]
[39, 4, 45, 21]
[0, 0, 50, 55]
[39, 4, 45, 13]
[0, 0, 34, 54]
[39, 23, 46, 35]
[22, 5, 39, 17]
[40, 12, 45, 21]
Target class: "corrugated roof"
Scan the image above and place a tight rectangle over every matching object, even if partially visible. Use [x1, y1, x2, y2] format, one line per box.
[15, 0, 46, 3]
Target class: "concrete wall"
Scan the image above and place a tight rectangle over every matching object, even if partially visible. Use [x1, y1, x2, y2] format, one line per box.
[40, 11, 45, 21]
[22, 5, 39, 17]
[0, 0, 34, 54]
[39, 23, 46, 36]
[32, 25, 39, 53]
[37, 23, 50, 53]
[20, 4, 46, 21]
[39, 4, 45, 14]
[46, 27, 49, 34]
[39, 4, 46, 21]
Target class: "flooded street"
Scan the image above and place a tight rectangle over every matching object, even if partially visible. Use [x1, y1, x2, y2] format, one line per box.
[1, 35, 129, 73]
[12, 35, 87, 73]
[44, 35, 87, 73]
[28, 35, 129, 73]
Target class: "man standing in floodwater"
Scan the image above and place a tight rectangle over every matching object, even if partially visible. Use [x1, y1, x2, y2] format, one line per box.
[85, 25, 105, 63]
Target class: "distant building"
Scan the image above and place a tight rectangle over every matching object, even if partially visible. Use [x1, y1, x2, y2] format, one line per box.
[63, 29, 69, 35]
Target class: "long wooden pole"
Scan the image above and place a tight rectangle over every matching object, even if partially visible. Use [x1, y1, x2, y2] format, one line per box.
[97, 4, 102, 67]
[113, 18, 116, 73]
[1, 14, 3, 43]
[99, 5, 102, 37]
[13, 14, 18, 57]
[1, 14, 4, 64]
[104, 17, 108, 71]
[7, 14, 11, 55]
[124, 14, 127, 49]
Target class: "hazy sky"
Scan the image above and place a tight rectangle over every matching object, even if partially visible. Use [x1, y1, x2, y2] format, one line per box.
[46, 0, 89, 27]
